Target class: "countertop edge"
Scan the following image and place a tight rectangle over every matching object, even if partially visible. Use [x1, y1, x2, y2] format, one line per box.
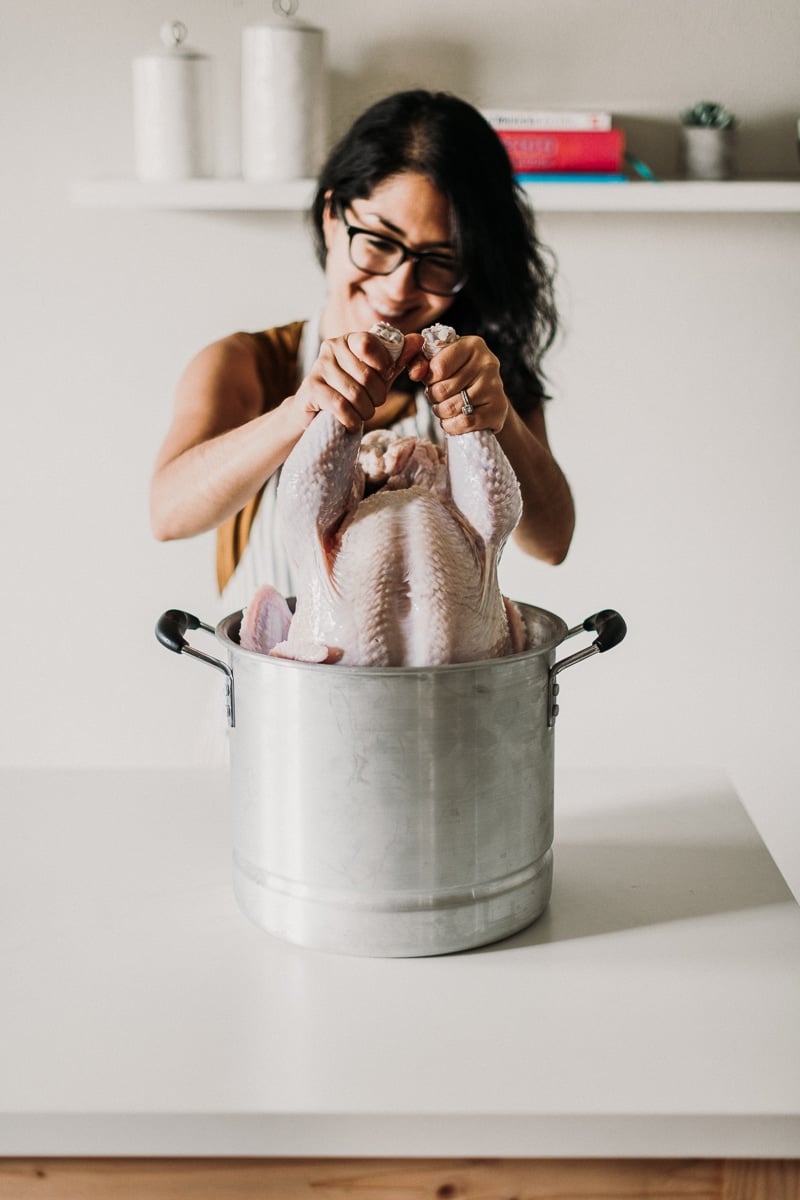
[2, 1114, 799, 1159]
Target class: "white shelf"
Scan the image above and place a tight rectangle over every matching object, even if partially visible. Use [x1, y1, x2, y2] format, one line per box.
[523, 179, 800, 212]
[70, 177, 800, 214]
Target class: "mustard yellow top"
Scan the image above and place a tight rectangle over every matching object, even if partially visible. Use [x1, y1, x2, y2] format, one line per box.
[215, 321, 304, 593]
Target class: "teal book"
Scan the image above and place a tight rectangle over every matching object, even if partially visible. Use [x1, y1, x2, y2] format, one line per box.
[516, 172, 629, 184]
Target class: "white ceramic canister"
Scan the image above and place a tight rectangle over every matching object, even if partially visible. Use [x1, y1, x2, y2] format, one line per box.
[241, 0, 326, 181]
[132, 21, 214, 181]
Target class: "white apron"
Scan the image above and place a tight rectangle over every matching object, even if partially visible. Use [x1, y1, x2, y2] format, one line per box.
[219, 314, 444, 618]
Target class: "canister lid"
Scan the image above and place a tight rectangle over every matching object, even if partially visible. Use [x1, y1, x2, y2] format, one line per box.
[138, 20, 209, 61]
[244, 0, 322, 32]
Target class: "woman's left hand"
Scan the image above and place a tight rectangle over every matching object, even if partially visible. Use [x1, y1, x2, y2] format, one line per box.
[407, 335, 509, 434]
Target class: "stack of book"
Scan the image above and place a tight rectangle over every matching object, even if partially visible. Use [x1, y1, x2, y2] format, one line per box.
[482, 108, 627, 183]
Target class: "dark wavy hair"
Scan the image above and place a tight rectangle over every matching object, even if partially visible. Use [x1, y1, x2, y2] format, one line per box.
[311, 90, 558, 411]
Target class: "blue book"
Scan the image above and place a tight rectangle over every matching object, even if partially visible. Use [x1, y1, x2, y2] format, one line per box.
[516, 172, 629, 184]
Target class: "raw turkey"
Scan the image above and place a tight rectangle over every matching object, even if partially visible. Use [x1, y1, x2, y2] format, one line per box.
[239, 323, 526, 667]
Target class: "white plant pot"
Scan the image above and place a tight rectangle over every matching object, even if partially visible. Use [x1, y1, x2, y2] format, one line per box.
[681, 127, 736, 180]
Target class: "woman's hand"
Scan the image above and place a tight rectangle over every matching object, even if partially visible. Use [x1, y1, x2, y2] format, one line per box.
[407, 335, 510, 434]
[288, 330, 424, 431]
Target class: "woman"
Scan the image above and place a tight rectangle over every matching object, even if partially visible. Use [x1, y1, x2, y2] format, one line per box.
[150, 90, 575, 613]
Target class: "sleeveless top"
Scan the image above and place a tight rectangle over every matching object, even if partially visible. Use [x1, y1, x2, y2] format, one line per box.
[216, 316, 445, 617]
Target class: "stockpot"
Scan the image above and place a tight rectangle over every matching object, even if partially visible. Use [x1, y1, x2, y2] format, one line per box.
[156, 603, 626, 957]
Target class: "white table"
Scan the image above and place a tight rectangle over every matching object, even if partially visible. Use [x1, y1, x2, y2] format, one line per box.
[1, 767, 798, 1198]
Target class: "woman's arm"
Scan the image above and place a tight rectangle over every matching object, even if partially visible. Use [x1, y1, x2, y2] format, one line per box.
[150, 334, 302, 541]
[495, 404, 575, 564]
[408, 335, 575, 564]
[150, 330, 420, 542]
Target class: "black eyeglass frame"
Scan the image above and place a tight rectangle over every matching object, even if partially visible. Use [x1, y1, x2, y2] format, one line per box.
[336, 201, 467, 297]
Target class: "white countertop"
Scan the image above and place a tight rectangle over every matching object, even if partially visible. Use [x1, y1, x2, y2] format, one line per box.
[1, 766, 798, 1159]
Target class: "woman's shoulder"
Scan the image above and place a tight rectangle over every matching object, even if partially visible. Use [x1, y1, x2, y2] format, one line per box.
[202, 320, 305, 367]
[243, 320, 306, 403]
[249, 320, 306, 357]
[184, 321, 306, 409]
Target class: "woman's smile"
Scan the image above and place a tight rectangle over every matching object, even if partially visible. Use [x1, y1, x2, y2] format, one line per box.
[321, 172, 456, 339]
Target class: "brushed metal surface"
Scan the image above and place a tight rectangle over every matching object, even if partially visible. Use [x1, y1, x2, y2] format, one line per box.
[216, 604, 566, 956]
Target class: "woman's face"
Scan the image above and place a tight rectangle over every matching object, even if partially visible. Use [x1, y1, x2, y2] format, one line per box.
[321, 171, 457, 339]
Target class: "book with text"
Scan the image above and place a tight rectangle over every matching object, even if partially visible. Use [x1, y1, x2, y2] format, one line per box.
[482, 108, 612, 132]
[497, 128, 625, 173]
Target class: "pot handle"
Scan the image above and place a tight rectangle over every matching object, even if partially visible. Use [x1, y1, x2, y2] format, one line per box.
[548, 609, 627, 727]
[155, 609, 235, 728]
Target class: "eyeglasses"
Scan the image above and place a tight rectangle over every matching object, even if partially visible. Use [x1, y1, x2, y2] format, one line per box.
[337, 201, 467, 297]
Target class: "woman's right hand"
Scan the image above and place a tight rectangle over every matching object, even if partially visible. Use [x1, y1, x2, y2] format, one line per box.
[150, 328, 423, 542]
[287, 330, 423, 431]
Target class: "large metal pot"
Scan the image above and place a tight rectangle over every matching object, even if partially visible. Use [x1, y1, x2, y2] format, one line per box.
[156, 603, 625, 957]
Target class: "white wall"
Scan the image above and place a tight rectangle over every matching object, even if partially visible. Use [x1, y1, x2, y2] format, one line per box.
[1, 2, 798, 891]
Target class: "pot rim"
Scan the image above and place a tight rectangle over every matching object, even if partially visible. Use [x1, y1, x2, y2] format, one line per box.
[216, 600, 569, 675]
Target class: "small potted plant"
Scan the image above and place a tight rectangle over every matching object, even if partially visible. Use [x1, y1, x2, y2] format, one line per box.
[680, 101, 737, 180]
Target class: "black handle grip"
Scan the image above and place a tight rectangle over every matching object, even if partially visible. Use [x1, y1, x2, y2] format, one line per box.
[583, 609, 627, 653]
[155, 609, 203, 655]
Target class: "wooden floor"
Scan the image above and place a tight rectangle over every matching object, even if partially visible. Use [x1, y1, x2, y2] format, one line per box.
[1, 1157, 798, 1199]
